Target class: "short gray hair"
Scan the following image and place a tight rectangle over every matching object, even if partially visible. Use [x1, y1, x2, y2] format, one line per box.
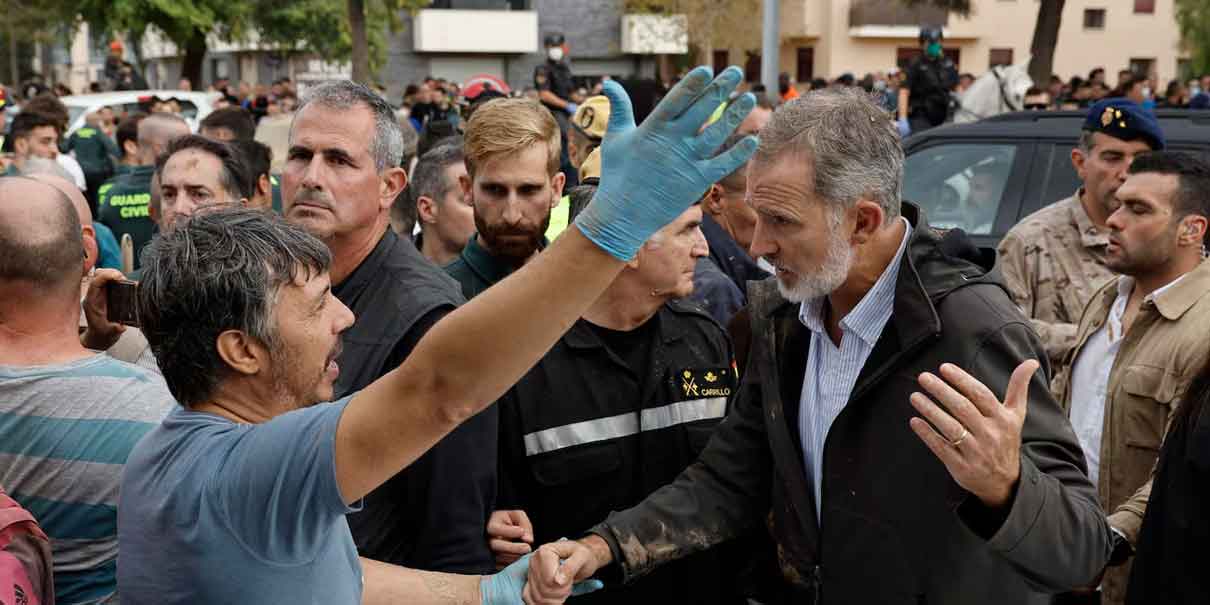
[295, 80, 404, 171]
[138, 206, 332, 407]
[753, 87, 904, 223]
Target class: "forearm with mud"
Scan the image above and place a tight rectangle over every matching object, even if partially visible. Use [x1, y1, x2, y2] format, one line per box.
[361, 557, 481, 605]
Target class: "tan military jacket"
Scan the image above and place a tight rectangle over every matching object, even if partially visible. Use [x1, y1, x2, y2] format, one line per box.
[997, 192, 1115, 368]
[1052, 259, 1210, 604]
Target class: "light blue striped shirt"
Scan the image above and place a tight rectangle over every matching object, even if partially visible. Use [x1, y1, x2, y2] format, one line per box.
[1, 354, 172, 604]
[798, 218, 912, 524]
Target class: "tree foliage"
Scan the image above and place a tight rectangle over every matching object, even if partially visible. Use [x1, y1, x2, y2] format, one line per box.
[1177, 0, 1210, 76]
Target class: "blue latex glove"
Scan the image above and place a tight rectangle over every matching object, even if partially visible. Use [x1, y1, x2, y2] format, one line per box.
[896, 117, 911, 138]
[480, 552, 605, 604]
[565, 102, 579, 116]
[573, 65, 759, 261]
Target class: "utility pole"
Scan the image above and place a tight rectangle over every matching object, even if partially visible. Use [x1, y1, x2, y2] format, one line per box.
[761, 0, 779, 97]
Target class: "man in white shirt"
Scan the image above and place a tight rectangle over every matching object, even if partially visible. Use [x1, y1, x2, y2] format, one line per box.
[1053, 150, 1210, 605]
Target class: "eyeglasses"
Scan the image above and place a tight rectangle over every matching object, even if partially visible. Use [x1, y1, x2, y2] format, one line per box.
[1024, 103, 1050, 111]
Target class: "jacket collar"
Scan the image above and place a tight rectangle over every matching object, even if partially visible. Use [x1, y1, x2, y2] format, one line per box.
[563, 304, 687, 350]
[333, 228, 394, 301]
[459, 233, 546, 287]
[1152, 258, 1210, 321]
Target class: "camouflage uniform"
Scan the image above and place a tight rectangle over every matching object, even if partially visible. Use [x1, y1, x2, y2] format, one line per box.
[997, 192, 1116, 369]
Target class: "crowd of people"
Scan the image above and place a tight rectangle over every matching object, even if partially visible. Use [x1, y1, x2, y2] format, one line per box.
[3, 25, 1210, 605]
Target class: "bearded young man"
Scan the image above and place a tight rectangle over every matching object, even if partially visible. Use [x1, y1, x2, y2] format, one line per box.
[444, 97, 565, 300]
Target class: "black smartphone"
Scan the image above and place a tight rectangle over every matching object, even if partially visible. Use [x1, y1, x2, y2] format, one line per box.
[106, 279, 141, 327]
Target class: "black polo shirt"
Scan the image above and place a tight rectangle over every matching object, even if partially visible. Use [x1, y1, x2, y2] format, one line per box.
[334, 228, 497, 574]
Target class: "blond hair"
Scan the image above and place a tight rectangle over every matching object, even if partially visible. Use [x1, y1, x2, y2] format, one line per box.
[463, 97, 561, 177]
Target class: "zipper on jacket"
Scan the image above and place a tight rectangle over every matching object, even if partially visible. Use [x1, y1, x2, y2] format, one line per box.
[811, 564, 822, 604]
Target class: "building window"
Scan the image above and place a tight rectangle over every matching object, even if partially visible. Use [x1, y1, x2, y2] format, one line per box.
[744, 52, 761, 83]
[1083, 8, 1106, 29]
[989, 48, 1014, 67]
[1129, 58, 1156, 78]
[712, 50, 730, 75]
[796, 47, 814, 83]
[1134, 0, 1155, 14]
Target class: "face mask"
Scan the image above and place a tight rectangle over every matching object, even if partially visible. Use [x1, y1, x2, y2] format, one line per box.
[926, 42, 942, 58]
[1142, 87, 1152, 99]
[548, 47, 564, 62]
[873, 80, 887, 92]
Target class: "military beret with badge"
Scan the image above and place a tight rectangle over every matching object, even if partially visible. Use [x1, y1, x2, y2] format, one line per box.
[1083, 98, 1165, 151]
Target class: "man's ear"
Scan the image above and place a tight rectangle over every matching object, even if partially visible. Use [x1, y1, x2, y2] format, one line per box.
[704, 184, 726, 215]
[214, 329, 269, 377]
[459, 172, 473, 200]
[417, 195, 439, 224]
[551, 172, 566, 207]
[12, 137, 28, 156]
[123, 140, 139, 159]
[1179, 215, 1208, 248]
[81, 225, 99, 274]
[258, 173, 271, 198]
[379, 166, 408, 210]
[1071, 147, 1088, 181]
[850, 199, 886, 245]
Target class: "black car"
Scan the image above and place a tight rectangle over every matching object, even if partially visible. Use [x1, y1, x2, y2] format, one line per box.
[901, 109, 1210, 250]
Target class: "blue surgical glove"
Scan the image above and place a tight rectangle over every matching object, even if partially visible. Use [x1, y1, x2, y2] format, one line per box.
[896, 117, 911, 138]
[573, 65, 759, 261]
[565, 102, 579, 116]
[480, 552, 605, 604]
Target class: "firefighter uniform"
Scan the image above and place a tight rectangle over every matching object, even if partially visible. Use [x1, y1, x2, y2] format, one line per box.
[498, 299, 751, 605]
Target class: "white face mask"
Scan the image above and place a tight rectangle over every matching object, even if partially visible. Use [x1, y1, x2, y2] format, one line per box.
[548, 47, 564, 62]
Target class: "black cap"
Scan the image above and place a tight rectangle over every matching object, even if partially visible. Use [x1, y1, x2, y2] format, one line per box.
[919, 27, 943, 43]
[544, 33, 565, 47]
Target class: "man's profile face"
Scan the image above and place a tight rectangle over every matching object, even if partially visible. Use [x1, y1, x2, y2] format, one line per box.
[266, 270, 355, 407]
[17, 125, 59, 160]
[432, 161, 475, 250]
[746, 154, 855, 302]
[159, 149, 240, 231]
[464, 144, 563, 261]
[1074, 133, 1154, 215]
[283, 103, 392, 243]
[636, 205, 709, 300]
[1105, 171, 1184, 276]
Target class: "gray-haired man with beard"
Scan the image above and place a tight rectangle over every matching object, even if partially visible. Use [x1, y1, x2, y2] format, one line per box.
[278, 81, 486, 573]
[525, 87, 1113, 605]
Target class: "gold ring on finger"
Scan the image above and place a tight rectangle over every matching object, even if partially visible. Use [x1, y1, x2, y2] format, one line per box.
[950, 428, 970, 448]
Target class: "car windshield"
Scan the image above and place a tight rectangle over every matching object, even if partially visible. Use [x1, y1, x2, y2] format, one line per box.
[903, 143, 1018, 235]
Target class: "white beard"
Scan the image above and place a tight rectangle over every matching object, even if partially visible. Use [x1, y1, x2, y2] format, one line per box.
[775, 229, 854, 303]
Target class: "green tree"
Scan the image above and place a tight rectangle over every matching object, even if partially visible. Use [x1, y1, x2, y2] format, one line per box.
[1177, 0, 1210, 76]
[75, 0, 254, 87]
[346, 0, 431, 84]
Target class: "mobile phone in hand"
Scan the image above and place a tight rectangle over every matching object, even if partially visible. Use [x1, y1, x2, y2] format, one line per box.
[106, 279, 141, 327]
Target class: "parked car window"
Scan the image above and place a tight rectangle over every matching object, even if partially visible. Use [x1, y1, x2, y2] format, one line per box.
[903, 143, 1018, 235]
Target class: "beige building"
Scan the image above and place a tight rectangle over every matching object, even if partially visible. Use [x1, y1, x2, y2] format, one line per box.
[714, 0, 1185, 87]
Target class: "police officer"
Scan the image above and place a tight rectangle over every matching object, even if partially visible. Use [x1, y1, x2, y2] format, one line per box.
[897, 26, 958, 136]
[491, 197, 754, 605]
[534, 33, 579, 182]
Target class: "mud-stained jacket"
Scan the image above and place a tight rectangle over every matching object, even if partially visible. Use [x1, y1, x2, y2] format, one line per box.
[589, 204, 1113, 605]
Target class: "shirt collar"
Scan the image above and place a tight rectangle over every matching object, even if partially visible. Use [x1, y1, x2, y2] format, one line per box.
[1151, 259, 1210, 321]
[1069, 190, 1110, 249]
[332, 228, 393, 301]
[798, 217, 913, 347]
[460, 233, 543, 286]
